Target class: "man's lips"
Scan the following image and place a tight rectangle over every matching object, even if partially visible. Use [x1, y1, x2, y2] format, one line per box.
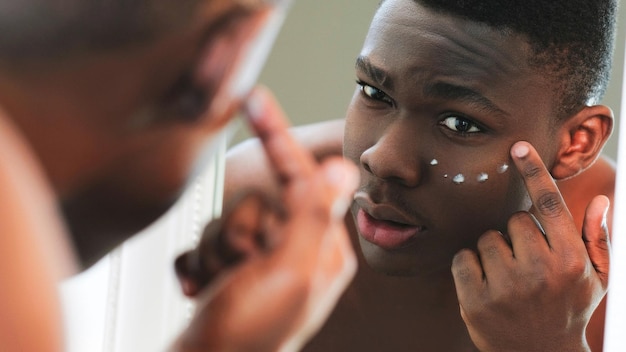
[354, 192, 426, 250]
[356, 209, 426, 250]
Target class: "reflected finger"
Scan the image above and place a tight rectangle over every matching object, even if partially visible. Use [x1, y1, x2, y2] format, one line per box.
[243, 86, 315, 184]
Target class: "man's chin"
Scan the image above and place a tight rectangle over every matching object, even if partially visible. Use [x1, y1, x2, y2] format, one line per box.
[358, 236, 453, 278]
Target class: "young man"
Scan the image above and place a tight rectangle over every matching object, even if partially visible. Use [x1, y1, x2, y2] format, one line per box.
[186, 0, 618, 350]
[0, 0, 360, 351]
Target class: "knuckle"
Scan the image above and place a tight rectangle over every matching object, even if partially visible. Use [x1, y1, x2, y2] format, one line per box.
[535, 191, 564, 218]
[595, 231, 611, 250]
[562, 257, 589, 279]
[451, 250, 476, 284]
[508, 211, 530, 224]
[522, 162, 543, 179]
[508, 212, 544, 244]
[452, 266, 474, 285]
[477, 231, 503, 258]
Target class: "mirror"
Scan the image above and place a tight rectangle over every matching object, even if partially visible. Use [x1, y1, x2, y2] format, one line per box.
[256, 0, 625, 350]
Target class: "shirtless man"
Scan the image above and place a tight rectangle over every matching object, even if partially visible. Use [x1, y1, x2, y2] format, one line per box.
[178, 0, 618, 350]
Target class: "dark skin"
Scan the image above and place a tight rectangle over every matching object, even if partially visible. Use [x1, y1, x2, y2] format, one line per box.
[304, 1, 612, 347]
[329, 1, 611, 350]
[185, 0, 614, 350]
[347, 0, 559, 277]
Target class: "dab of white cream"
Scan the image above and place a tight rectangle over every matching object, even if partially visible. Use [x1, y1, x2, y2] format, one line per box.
[430, 159, 439, 166]
[443, 174, 448, 178]
[498, 163, 509, 174]
[477, 173, 489, 182]
[453, 174, 465, 184]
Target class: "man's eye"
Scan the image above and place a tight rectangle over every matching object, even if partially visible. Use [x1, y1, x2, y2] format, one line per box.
[439, 116, 482, 134]
[161, 71, 209, 122]
[357, 81, 393, 106]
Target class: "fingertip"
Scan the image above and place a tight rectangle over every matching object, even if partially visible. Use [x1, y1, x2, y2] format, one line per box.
[321, 158, 359, 220]
[244, 85, 289, 131]
[451, 248, 474, 270]
[451, 249, 481, 286]
[244, 86, 266, 123]
[322, 158, 359, 196]
[511, 141, 531, 159]
[589, 194, 611, 228]
[244, 86, 276, 126]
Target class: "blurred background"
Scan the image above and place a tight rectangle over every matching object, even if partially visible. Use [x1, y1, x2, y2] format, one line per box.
[244, 0, 626, 160]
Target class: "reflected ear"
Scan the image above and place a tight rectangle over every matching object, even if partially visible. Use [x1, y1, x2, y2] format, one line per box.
[551, 105, 613, 180]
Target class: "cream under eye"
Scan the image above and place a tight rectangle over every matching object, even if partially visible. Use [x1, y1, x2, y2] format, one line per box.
[440, 116, 482, 133]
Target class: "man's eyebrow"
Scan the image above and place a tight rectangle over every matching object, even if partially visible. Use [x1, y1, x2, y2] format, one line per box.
[355, 56, 394, 91]
[423, 82, 509, 117]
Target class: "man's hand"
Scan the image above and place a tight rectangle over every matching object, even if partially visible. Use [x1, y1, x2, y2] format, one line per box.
[451, 141, 611, 352]
[173, 87, 359, 352]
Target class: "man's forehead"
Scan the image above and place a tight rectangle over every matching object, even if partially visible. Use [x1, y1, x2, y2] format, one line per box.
[366, 0, 531, 76]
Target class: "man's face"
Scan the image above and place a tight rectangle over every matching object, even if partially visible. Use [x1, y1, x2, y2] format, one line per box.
[344, 0, 563, 277]
[0, 0, 275, 260]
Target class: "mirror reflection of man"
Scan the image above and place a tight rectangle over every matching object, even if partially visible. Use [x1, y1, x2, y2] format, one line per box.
[0, 1, 359, 351]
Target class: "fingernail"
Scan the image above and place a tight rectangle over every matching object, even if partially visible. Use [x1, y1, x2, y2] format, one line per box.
[244, 90, 264, 122]
[512, 143, 530, 159]
[602, 198, 610, 230]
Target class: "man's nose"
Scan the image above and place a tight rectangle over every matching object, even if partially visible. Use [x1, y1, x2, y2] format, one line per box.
[360, 121, 423, 187]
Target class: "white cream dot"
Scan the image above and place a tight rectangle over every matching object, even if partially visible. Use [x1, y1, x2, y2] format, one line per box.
[453, 174, 465, 184]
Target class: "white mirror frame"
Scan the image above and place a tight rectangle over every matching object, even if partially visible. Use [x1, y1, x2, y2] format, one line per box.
[604, 39, 626, 351]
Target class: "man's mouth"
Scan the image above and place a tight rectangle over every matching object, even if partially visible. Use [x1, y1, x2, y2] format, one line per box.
[356, 208, 426, 250]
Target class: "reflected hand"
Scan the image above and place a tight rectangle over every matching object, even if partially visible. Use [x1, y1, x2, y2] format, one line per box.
[451, 141, 610, 352]
[173, 87, 359, 352]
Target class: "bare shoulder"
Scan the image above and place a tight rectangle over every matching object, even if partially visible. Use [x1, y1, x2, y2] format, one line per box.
[291, 118, 345, 161]
[224, 119, 346, 206]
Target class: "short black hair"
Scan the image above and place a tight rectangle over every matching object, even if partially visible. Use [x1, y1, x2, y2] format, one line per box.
[0, 0, 200, 60]
[413, 0, 618, 118]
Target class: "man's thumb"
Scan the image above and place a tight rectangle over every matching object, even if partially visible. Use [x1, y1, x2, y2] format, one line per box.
[582, 195, 611, 287]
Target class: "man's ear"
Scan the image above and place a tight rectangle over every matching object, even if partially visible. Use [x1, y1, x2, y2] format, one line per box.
[550, 105, 613, 180]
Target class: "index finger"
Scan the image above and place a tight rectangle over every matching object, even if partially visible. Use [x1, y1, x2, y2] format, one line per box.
[510, 141, 577, 246]
[243, 86, 316, 184]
